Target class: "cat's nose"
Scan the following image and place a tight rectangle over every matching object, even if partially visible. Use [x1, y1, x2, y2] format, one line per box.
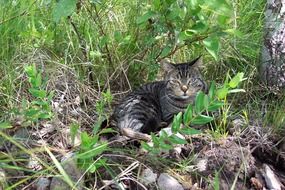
[181, 85, 188, 92]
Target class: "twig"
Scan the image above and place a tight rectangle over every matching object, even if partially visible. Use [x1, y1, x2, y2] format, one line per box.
[0, 11, 28, 25]
[156, 35, 208, 62]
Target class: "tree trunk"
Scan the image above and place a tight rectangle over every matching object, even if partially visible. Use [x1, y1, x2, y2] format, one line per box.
[260, 0, 285, 89]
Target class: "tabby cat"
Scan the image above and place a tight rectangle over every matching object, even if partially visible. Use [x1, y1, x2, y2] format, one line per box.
[112, 57, 207, 134]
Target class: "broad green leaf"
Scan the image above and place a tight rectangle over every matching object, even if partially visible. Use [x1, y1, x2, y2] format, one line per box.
[189, 0, 198, 7]
[28, 89, 46, 98]
[172, 112, 182, 133]
[77, 143, 107, 159]
[187, 22, 207, 34]
[191, 114, 213, 125]
[141, 142, 152, 151]
[38, 112, 52, 119]
[183, 104, 193, 126]
[151, 133, 159, 147]
[195, 91, 205, 113]
[207, 101, 224, 111]
[160, 45, 172, 58]
[136, 11, 156, 25]
[168, 134, 187, 144]
[25, 108, 39, 117]
[216, 87, 228, 99]
[52, 0, 77, 23]
[203, 94, 209, 110]
[203, 36, 219, 61]
[114, 31, 122, 42]
[31, 73, 42, 88]
[229, 72, 244, 88]
[25, 65, 37, 77]
[31, 100, 48, 106]
[207, 0, 232, 16]
[0, 122, 12, 129]
[208, 81, 216, 101]
[179, 127, 201, 135]
[160, 143, 174, 150]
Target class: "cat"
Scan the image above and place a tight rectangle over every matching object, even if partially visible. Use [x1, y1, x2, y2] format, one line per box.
[112, 57, 207, 135]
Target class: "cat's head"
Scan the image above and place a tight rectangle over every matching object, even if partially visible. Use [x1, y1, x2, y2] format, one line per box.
[160, 57, 206, 99]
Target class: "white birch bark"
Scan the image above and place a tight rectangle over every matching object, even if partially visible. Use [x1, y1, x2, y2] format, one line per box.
[260, 0, 285, 89]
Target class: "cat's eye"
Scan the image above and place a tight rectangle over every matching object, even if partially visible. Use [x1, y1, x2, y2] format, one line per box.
[188, 78, 202, 86]
[169, 79, 181, 85]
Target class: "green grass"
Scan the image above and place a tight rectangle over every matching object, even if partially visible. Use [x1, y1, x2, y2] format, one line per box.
[2, 0, 284, 189]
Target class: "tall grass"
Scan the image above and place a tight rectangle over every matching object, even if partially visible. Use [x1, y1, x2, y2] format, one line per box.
[0, 0, 271, 189]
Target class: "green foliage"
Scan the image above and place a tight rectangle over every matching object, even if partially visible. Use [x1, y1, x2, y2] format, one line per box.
[12, 64, 53, 125]
[52, 0, 77, 23]
[94, 89, 113, 134]
[142, 72, 245, 154]
[0, 122, 12, 130]
[135, 0, 233, 61]
[74, 128, 109, 173]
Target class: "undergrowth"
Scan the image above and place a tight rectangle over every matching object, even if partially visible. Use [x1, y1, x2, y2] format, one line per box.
[2, 0, 283, 189]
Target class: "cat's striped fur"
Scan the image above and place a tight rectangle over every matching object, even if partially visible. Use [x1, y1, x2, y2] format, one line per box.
[112, 57, 207, 133]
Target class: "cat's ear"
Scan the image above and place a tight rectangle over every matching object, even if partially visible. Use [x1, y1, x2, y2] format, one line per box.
[160, 59, 175, 72]
[190, 56, 203, 67]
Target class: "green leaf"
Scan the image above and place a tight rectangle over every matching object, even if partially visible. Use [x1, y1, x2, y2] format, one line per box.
[208, 81, 216, 101]
[98, 128, 117, 135]
[179, 127, 201, 135]
[0, 122, 12, 129]
[28, 89, 47, 98]
[229, 72, 244, 88]
[172, 112, 182, 133]
[89, 159, 106, 173]
[207, 101, 224, 111]
[80, 132, 92, 149]
[187, 21, 207, 34]
[141, 142, 152, 151]
[52, 0, 77, 23]
[160, 45, 172, 57]
[24, 65, 37, 77]
[31, 73, 42, 88]
[195, 91, 205, 113]
[168, 134, 187, 144]
[136, 11, 156, 25]
[183, 104, 193, 126]
[38, 112, 52, 119]
[203, 36, 220, 61]
[213, 171, 220, 190]
[191, 115, 213, 125]
[159, 142, 174, 150]
[151, 133, 160, 147]
[70, 123, 80, 144]
[47, 91, 54, 101]
[31, 100, 48, 106]
[224, 29, 243, 37]
[77, 143, 107, 159]
[216, 87, 228, 99]
[25, 108, 40, 117]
